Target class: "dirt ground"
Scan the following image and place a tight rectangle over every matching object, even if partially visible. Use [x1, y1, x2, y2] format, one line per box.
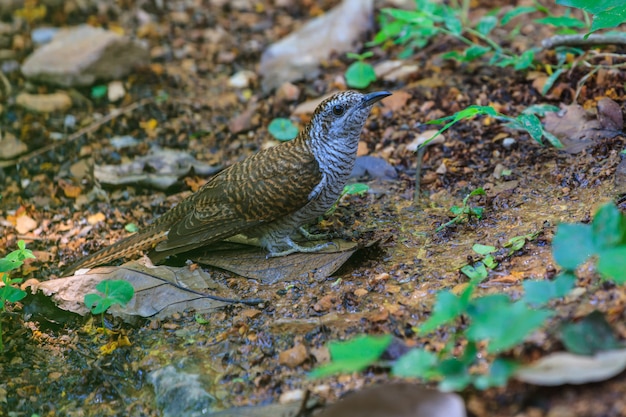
[1, 0, 626, 416]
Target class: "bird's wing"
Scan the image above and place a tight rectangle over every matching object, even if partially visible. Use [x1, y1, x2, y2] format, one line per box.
[154, 144, 323, 255]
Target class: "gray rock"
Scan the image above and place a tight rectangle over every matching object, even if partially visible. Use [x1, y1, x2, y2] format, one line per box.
[351, 156, 398, 180]
[21, 25, 149, 87]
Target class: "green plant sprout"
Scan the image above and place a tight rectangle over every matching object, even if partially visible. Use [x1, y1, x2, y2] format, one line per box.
[311, 203, 626, 390]
[325, 183, 369, 217]
[436, 187, 485, 232]
[553, 202, 626, 283]
[504, 232, 539, 255]
[84, 280, 135, 330]
[268, 118, 298, 141]
[0, 240, 35, 352]
[370, 1, 626, 97]
[424, 105, 563, 150]
[345, 52, 377, 89]
[472, 244, 498, 269]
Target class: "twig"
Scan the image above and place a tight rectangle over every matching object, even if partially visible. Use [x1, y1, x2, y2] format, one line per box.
[9, 97, 154, 168]
[542, 33, 626, 50]
[413, 146, 425, 204]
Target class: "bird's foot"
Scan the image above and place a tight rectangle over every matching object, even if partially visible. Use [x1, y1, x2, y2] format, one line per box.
[266, 239, 338, 258]
[297, 226, 331, 241]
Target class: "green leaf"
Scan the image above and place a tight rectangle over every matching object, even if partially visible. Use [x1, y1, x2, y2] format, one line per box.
[597, 246, 626, 283]
[461, 262, 488, 281]
[84, 293, 104, 314]
[521, 104, 560, 116]
[517, 113, 543, 144]
[1, 285, 26, 303]
[419, 291, 467, 334]
[91, 85, 108, 99]
[552, 223, 594, 270]
[392, 348, 438, 378]
[346, 51, 373, 61]
[592, 5, 626, 32]
[542, 130, 564, 148]
[477, 15, 497, 35]
[95, 280, 134, 306]
[472, 244, 496, 255]
[560, 311, 622, 355]
[522, 272, 576, 306]
[592, 203, 626, 249]
[0, 258, 22, 273]
[542, 68, 565, 95]
[444, 15, 463, 35]
[371, 20, 407, 45]
[268, 118, 298, 141]
[467, 297, 552, 353]
[501, 6, 537, 25]
[473, 358, 519, 389]
[309, 335, 392, 378]
[85, 280, 135, 315]
[466, 187, 486, 199]
[534, 16, 586, 28]
[125, 223, 138, 233]
[464, 45, 491, 61]
[437, 358, 471, 391]
[382, 8, 429, 23]
[556, 0, 623, 15]
[343, 183, 369, 196]
[512, 50, 535, 70]
[345, 61, 377, 89]
[483, 255, 498, 269]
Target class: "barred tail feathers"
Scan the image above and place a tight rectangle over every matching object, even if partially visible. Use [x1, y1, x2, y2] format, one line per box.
[63, 227, 168, 276]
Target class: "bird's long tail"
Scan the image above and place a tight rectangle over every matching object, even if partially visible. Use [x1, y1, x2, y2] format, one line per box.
[63, 197, 196, 276]
[63, 225, 169, 276]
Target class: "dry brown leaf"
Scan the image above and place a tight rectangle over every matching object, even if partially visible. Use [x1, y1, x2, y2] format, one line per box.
[15, 214, 37, 234]
[32, 260, 241, 319]
[380, 90, 411, 112]
[193, 239, 363, 284]
[543, 98, 623, 153]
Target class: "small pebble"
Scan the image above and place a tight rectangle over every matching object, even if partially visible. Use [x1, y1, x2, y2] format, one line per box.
[31, 27, 59, 44]
[502, 137, 516, 149]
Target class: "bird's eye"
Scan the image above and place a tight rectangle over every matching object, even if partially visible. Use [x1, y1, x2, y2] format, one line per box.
[332, 104, 345, 116]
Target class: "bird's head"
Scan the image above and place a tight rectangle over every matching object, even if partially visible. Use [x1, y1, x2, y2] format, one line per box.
[305, 90, 391, 151]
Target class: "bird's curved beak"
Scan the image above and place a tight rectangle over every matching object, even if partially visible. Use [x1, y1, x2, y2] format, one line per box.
[361, 91, 392, 108]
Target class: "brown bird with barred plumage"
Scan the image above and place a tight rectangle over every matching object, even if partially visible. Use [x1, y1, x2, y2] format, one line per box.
[64, 90, 391, 275]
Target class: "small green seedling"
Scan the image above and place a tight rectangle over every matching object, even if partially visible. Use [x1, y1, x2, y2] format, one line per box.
[553, 202, 626, 283]
[309, 334, 392, 378]
[325, 183, 370, 217]
[436, 187, 485, 232]
[268, 118, 298, 141]
[426, 105, 563, 149]
[0, 240, 35, 352]
[84, 280, 135, 329]
[504, 232, 539, 255]
[472, 244, 498, 269]
[345, 52, 377, 89]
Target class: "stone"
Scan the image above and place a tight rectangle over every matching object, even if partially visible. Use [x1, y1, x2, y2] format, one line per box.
[21, 25, 149, 87]
[0, 131, 27, 159]
[16, 91, 72, 113]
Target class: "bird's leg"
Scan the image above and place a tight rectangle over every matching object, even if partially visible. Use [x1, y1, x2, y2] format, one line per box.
[266, 236, 338, 258]
[297, 226, 331, 241]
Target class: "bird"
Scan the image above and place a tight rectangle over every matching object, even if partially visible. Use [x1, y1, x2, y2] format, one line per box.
[64, 90, 391, 275]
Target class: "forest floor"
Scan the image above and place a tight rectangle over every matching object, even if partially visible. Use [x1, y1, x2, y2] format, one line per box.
[1, 0, 625, 416]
